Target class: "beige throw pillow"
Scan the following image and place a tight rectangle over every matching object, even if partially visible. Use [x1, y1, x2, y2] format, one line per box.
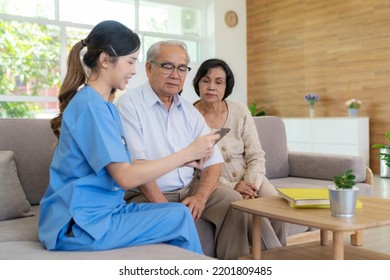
[0, 151, 34, 221]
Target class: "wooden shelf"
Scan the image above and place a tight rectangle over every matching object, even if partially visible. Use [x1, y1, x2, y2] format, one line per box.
[282, 117, 369, 165]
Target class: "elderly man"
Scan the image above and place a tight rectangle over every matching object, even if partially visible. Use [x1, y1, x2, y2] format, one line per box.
[116, 40, 248, 260]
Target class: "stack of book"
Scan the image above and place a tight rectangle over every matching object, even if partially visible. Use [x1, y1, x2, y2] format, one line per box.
[277, 188, 362, 208]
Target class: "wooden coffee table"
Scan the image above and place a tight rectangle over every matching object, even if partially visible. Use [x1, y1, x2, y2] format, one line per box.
[231, 196, 390, 260]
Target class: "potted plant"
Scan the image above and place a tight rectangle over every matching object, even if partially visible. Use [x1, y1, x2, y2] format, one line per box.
[304, 93, 320, 117]
[345, 99, 362, 117]
[248, 102, 266, 117]
[328, 169, 358, 218]
[371, 131, 390, 178]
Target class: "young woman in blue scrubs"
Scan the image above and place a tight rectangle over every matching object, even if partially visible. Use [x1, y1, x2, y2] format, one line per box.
[38, 20, 218, 254]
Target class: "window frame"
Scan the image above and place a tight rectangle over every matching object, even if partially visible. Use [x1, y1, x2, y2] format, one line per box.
[0, 0, 205, 117]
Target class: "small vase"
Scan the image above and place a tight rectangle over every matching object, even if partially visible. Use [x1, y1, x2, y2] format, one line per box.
[348, 108, 358, 117]
[309, 105, 315, 118]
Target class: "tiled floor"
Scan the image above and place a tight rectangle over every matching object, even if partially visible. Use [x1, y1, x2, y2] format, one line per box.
[373, 175, 390, 199]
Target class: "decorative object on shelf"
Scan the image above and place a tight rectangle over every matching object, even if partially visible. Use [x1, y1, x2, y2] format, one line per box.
[329, 169, 359, 218]
[248, 101, 266, 116]
[371, 131, 390, 178]
[348, 108, 359, 117]
[304, 93, 320, 117]
[345, 99, 362, 117]
[224, 10, 238, 28]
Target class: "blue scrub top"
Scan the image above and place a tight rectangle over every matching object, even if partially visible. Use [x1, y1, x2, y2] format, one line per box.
[39, 86, 130, 250]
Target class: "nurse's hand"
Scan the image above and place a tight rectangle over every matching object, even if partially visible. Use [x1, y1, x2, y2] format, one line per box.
[184, 158, 207, 169]
[184, 132, 219, 162]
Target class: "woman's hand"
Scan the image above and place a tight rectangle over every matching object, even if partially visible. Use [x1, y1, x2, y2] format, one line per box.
[185, 158, 206, 169]
[184, 131, 220, 163]
[234, 181, 258, 200]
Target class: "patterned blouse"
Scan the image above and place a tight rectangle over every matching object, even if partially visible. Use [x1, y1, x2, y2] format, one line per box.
[217, 99, 267, 190]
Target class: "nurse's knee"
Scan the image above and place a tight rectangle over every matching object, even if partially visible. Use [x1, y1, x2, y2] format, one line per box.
[168, 202, 192, 218]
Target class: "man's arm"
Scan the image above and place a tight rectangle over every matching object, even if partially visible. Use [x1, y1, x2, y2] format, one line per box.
[182, 163, 222, 220]
[138, 181, 168, 203]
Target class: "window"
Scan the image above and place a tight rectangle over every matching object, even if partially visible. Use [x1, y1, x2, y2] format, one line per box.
[139, 1, 201, 36]
[59, 0, 136, 27]
[0, 0, 55, 19]
[0, 0, 203, 118]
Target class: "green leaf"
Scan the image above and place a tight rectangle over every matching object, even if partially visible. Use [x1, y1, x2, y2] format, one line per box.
[372, 144, 386, 149]
[332, 169, 356, 189]
[385, 131, 390, 141]
[248, 102, 266, 117]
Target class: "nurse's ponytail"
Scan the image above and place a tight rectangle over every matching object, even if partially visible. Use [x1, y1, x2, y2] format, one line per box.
[50, 20, 140, 139]
[50, 41, 86, 139]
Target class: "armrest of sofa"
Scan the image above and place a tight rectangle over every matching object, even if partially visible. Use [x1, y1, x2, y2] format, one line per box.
[364, 166, 374, 187]
[288, 151, 367, 183]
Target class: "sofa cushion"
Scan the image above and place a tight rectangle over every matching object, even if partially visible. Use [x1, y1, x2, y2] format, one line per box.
[0, 206, 39, 242]
[254, 116, 290, 179]
[288, 151, 367, 182]
[0, 151, 34, 221]
[0, 241, 213, 260]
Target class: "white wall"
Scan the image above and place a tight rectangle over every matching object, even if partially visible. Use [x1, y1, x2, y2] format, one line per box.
[126, 0, 247, 105]
[202, 0, 247, 106]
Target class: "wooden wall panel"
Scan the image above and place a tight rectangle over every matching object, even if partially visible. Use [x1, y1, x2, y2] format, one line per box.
[247, 0, 390, 174]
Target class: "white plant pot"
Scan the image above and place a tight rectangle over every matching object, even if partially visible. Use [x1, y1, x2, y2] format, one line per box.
[328, 186, 358, 218]
[348, 108, 359, 117]
[379, 148, 390, 178]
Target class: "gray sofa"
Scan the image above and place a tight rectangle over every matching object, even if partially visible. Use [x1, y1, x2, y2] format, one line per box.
[0, 116, 372, 259]
[0, 118, 212, 260]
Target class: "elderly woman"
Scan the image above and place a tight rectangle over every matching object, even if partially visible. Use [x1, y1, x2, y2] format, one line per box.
[193, 58, 287, 249]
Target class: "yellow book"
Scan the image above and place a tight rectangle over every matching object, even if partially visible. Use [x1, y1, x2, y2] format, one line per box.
[288, 200, 363, 209]
[277, 188, 363, 209]
[277, 188, 330, 206]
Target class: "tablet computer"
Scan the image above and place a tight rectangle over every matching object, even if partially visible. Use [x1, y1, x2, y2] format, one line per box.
[215, 127, 230, 144]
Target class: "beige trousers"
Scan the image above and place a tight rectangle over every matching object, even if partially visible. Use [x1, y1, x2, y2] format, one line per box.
[125, 176, 249, 260]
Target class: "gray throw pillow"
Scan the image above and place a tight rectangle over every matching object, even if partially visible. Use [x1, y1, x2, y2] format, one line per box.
[0, 151, 34, 221]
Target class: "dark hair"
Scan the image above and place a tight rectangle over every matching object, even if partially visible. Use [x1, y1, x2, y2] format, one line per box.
[51, 20, 140, 139]
[192, 58, 235, 100]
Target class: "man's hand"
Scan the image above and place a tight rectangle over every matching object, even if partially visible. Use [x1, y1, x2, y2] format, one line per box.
[181, 195, 207, 220]
[234, 181, 258, 200]
[183, 164, 221, 219]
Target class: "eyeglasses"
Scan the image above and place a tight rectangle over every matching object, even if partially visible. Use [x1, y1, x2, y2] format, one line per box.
[149, 61, 191, 77]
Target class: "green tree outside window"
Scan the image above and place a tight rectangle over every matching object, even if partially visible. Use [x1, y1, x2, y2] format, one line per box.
[0, 19, 61, 117]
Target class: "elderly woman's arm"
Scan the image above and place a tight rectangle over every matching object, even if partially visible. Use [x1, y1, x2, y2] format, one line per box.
[241, 108, 267, 189]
